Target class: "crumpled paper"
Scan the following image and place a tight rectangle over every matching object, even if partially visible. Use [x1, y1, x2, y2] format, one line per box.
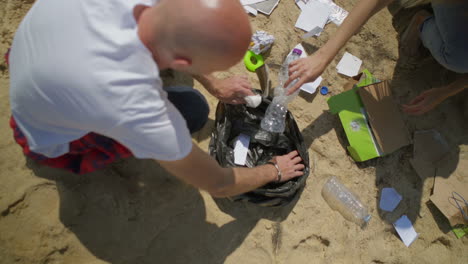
[296, 0, 348, 26]
[250, 31, 275, 55]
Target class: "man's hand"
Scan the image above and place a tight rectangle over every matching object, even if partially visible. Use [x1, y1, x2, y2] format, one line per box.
[402, 88, 446, 115]
[283, 53, 328, 95]
[211, 75, 255, 104]
[272, 150, 305, 182]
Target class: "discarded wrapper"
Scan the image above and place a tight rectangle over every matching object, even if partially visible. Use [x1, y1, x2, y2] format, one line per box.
[250, 31, 275, 55]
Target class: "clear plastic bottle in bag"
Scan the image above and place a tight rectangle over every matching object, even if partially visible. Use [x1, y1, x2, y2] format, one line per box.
[321, 176, 371, 228]
[261, 48, 302, 133]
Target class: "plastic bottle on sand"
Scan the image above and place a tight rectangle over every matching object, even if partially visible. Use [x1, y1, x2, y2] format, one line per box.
[321, 176, 371, 228]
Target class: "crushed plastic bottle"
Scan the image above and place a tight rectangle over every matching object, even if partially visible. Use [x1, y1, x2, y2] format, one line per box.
[321, 176, 371, 228]
[261, 48, 302, 133]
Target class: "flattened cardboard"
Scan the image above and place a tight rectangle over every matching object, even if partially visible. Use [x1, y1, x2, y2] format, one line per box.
[430, 176, 468, 227]
[413, 130, 450, 164]
[358, 81, 411, 154]
[410, 158, 436, 181]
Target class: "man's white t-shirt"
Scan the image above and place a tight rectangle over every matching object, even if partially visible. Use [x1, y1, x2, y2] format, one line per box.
[9, 0, 193, 160]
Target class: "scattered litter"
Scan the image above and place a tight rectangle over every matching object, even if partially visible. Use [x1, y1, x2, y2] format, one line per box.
[249, 0, 280, 15]
[379, 188, 402, 212]
[233, 134, 251, 165]
[393, 215, 419, 247]
[295, 1, 331, 36]
[241, 0, 266, 5]
[322, 176, 371, 228]
[328, 75, 411, 162]
[430, 175, 468, 238]
[244, 5, 258, 16]
[336, 52, 362, 77]
[291, 44, 323, 94]
[410, 130, 449, 181]
[295, 0, 307, 9]
[301, 76, 322, 94]
[320, 86, 329, 95]
[250, 31, 275, 54]
[296, 0, 349, 26]
[242, 0, 279, 16]
[302, 26, 323, 39]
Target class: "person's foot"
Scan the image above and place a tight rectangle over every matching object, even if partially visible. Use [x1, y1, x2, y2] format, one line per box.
[400, 10, 432, 58]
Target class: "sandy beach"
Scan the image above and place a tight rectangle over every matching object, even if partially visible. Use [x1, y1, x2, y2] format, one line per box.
[0, 0, 467, 263]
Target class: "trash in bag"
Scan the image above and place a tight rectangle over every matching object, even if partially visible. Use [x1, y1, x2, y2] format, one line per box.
[209, 97, 310, 207]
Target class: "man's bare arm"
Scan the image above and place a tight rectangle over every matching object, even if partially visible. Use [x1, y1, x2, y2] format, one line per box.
[193, 74, 254, 104]
[157, 144, 304, 197]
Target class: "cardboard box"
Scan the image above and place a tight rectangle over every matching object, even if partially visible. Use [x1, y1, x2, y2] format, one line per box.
[327, 71, 411, 162]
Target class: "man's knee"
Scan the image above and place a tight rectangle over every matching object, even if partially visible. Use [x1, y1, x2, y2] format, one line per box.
[165, 86, 209, 133]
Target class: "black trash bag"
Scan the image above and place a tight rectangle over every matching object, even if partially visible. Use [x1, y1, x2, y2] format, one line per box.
[209, 97, 310, 207]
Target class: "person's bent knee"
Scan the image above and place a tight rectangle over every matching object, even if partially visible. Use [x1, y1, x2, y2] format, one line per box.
[165, 86, 210, 134]
[442, 51, 468, 74]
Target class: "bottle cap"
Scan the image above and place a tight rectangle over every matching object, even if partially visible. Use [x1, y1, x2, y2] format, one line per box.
[292, 48, 302, 56]
[320, 86, 329, 95]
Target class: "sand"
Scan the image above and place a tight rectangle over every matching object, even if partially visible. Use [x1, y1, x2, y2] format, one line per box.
[0, 0, 467, 263]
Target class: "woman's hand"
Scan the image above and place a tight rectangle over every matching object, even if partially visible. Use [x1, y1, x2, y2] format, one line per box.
[402, 88, 447, 115]
[271, 150, 305, 182]
[212, 75, 254, 105]
[283, 52, 329, 95]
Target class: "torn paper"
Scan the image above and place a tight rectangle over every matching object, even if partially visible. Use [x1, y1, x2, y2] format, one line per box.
[336, 52, 362, 77]
[295, 1, 331, 34]
[250, 31, 275, 54]
[234, 134, 250, 166]
[302, 26, 322, 39]
[393, 215, 419, 247]
[249, 0, 279, 15]
[379, 188, 402, 212]
[244, 5, 258, 16]
[240, 0, 267, 5]
[295, 0, 348, 26]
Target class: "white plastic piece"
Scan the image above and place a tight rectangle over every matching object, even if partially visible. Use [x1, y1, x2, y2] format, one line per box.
[245, 94, 262, 108]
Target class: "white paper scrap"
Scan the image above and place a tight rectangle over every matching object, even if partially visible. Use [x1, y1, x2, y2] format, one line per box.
[295, 1, 331, 33]
[379, 188, 402, 212]
[244, 5, 258, 15]
[291, 44, 324, 94]
[240, 0, 268, 5]
[302, 26, 323, 39]
[250, 31, 275, 54]
[249, 0, 279, 16]
[234, 134, 251, 166]
[393, 215, 419, 247]
[295, 0, 307, 10]
[336, 52, 362, 77]
[301, 76, 323, 94]
[296, 0, 348, 26]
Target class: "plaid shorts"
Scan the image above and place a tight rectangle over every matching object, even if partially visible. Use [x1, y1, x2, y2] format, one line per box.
[10, 116, 132, 174]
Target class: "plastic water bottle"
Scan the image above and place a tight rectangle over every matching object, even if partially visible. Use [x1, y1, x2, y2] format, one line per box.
[277, 48, 302, 98]
[321, 176, 371, 228]
[261, 48, 302, 133]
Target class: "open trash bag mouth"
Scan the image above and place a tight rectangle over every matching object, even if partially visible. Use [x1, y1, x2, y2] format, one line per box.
[209, 97, 310, 207]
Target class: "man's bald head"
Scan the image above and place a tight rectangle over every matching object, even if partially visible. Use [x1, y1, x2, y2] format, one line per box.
[137, 0, 252, 74]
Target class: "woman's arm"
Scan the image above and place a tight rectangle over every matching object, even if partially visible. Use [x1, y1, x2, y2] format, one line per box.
[285, 0, 394, 94]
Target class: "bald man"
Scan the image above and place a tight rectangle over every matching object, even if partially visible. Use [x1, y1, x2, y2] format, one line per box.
[8, 0, 304, 197]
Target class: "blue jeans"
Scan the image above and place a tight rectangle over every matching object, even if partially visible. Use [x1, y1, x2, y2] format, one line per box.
[420, 2, 468, 73]
[164, 86, 209, 134]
